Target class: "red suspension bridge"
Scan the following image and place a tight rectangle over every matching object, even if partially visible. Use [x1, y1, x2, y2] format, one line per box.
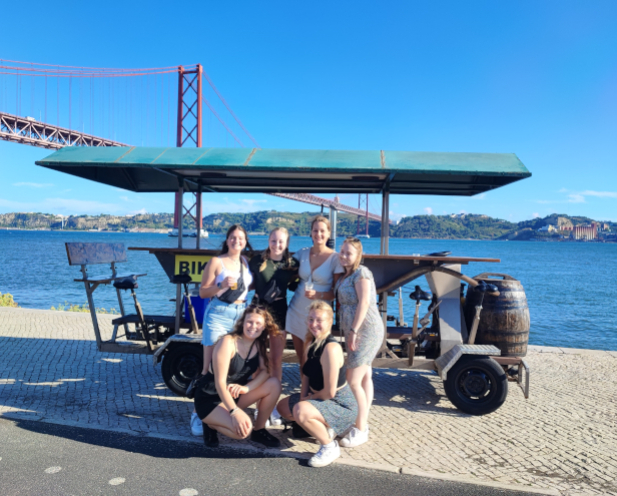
[0, 59, 382, 231]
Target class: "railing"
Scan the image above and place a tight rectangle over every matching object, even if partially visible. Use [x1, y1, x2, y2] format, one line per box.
[0, 111, 127, 149]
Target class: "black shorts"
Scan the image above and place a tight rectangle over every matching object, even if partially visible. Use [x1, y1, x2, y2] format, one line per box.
[194, 388, 222, 421]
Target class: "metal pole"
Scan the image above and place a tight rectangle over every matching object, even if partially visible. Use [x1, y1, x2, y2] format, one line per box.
[196, 64, 203, 147]
[175, 185, 184, 335]
[365, 193, 369, 237]
[328, 206, 338, 250]
[196, 190, 202, 250]
[379, 188, 392, 357]
[382, 189, 390, 255]
[174, 66, 184, 230]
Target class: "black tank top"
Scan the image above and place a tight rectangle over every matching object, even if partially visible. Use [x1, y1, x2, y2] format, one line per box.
[302, 335, 346, 392]
[200, 340, 259, 396]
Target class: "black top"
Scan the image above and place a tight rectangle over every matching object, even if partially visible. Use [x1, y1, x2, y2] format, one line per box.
[199, 340, 260, 396]
[249, 254, 299, 301]
[302, 335, 346, 392]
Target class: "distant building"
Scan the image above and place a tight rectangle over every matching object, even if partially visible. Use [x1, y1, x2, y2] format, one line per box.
[538, 224, 557, 233]
[573, 225, 597, 240]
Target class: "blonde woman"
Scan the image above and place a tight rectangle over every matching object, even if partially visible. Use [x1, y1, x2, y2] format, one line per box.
[194, 305, 282, 449]
[249, 227, 299, 382]
[249, 227, 299, 425]
[277, 301, 358, 468]
[335, 237, 384, 448]
[285, 216, 343, 365]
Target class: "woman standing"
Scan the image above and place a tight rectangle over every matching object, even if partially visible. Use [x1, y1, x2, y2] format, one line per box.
[277, 301, 358, 467]
[189, 225, 253, 437]
[249, 227, 299, 383]
[249, 227, 299, 425]
[194, 305, 282, 449]
[335, 237, 384, 448]
[286, 216, 343, 365]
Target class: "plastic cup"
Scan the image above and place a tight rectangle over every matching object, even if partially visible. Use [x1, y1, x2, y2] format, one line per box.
[230, 281, 238, 290]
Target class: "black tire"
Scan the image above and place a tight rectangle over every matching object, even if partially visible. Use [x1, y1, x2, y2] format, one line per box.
[161, 344, 203, 397]
[443, 355, 508, 415]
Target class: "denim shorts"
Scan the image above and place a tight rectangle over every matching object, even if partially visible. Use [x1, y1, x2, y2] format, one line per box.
[201, 298, 246, 346]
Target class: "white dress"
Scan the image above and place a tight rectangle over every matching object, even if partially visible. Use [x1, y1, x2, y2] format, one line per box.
[285, 247, 344, 339]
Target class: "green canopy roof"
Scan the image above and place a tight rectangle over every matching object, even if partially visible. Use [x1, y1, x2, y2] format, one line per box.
[36, 146, 531, 196]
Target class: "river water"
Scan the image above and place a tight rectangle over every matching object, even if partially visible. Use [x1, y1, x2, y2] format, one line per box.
[1, 229, 616, 351]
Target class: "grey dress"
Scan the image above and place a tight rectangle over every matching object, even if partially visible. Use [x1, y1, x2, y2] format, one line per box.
[335, 265, 384, 368]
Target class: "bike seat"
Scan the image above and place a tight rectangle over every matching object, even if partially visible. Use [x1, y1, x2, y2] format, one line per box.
[171, 273, 193, 285]
[474, 280, 498, 293]
[410, 285, 431, 302]
[113, 277, 138, 290]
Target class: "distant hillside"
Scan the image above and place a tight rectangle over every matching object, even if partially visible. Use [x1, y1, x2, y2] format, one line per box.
[203, 211, 382, 237]
[0, 211, 614, 240]
[393, 214, 515, 240]
[0, 212, 173, 231]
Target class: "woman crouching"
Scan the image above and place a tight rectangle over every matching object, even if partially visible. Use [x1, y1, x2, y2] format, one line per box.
[194, 305, 282, 449]
[277, 301, 358, 467]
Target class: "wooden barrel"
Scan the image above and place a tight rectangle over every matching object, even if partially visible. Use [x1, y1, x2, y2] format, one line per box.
[464, 273, 530, 357]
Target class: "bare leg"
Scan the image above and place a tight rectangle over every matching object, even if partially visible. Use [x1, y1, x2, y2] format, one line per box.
[293, 401, 333, 445]
[202, 344, 213, 375]
[362, 366, 374, 416]
[203, 378, 281, 438]
[292, 335, 305, 368]
[192, 345, 214, 416]
[347, 365, 370, 431]
[237, 377, 281, 430]
[203, 406, 249, 440]
[276, 396, 294, 421]
[269, 333, 286, 383]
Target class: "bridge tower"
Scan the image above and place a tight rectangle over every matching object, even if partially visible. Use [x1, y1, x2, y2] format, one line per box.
[174, 64, 203, 246]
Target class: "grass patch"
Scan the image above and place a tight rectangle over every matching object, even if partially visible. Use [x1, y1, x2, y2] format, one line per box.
[51, 302, 120, 315]
[0, 292, 19, 308]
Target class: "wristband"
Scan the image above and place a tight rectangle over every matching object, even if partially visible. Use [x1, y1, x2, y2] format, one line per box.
[229, 407, 238, 416]
[217, 282, 222, 289]
[349, 328, 357, 334]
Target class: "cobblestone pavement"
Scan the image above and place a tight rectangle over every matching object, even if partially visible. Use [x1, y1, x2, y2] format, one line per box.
[1, 308, 616, 495]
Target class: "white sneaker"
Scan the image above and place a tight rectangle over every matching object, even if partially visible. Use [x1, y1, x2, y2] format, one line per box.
[190, 412, 203, 437]
[339, 427, 368, 448]
[269, 406, 283, 426]
[309, 441, 340, 467]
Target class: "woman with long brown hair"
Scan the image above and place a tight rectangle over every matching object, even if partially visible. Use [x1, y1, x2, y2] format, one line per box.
[277, 301, 358, 467]
[193, 305, 282, 449]
[189, 224, 253, 437]
[285, 216, 343, 365]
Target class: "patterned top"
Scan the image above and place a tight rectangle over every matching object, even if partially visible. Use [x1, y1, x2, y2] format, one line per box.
[335, 265, 384, 367]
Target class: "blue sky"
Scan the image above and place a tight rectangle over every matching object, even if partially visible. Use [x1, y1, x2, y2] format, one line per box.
[1, 1, 616, 222]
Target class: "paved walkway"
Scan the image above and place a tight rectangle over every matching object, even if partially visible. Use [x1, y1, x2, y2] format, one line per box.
[1, 308, 616, 495]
